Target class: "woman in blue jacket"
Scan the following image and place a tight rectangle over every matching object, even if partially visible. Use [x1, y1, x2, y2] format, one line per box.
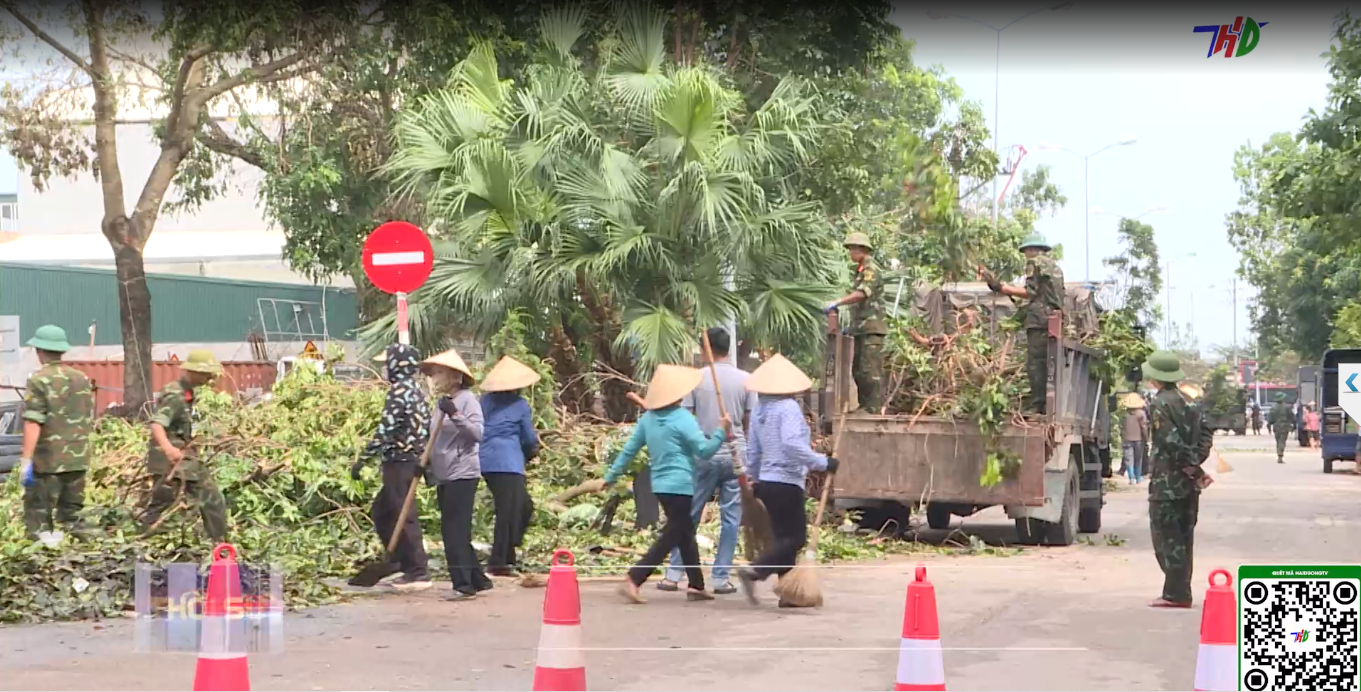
[604, 364, 731, 604]
[477, 356, 542, 576]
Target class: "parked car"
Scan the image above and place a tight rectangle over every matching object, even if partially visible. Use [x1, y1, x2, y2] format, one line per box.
[0, 400, 23, 478]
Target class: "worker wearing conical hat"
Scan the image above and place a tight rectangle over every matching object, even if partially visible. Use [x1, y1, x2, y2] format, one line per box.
[144, 349, 228, 542]
[982, 234, 1064, 415]
[732, 354, 836, 607]
[1117, 392, 1149, 485]
[603, 364, 732, 604]
[823, 232, 887, 414]
[477, 356, 543, 577]
[422, 347, 494, 600]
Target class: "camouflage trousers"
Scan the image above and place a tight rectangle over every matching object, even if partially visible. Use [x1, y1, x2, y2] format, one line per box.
[23, 470, 86, 537]
[1275, 429, 1291, 458]
[852, 333, 885, 414]
[1025, 328, 1048, 414]
[1149, 495, 1200, 604]
[143, 475, 228, 542]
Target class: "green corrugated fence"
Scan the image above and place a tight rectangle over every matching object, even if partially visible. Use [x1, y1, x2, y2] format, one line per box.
[0, 262, 357, 345]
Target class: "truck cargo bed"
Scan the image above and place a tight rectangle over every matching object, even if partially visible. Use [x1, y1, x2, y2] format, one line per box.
[834, 415, 1048, 506]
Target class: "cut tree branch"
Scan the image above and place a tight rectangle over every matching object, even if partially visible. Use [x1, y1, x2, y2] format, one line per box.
[0, 2, 95, 77]
[193, 51, 312, 104]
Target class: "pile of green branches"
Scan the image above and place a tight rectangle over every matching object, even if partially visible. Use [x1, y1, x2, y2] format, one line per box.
[880, 312, 1029, 486]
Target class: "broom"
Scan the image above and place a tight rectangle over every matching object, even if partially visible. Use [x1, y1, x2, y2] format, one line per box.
[699, 330, 775, 561]
[776, 334, 849, 609]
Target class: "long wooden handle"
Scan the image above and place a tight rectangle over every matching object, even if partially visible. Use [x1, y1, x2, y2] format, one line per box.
[808, 336, 849, 552]
[386, 410, 445, 555]
[627, 392, 647, 408]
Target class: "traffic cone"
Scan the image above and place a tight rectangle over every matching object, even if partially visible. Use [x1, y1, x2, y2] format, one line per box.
[1194, 568, 1237, 692]
[193, 544, 251, 692]
[894, 564, 946, 691]
[532, 550, 586, 691]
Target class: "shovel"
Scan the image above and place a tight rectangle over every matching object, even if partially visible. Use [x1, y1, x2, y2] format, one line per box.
[349, 413, 445, 587]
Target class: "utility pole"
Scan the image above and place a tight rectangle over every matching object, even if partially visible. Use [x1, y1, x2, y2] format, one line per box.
[1165, 260, 1172, 345]
[1232, 278, 1239, 369]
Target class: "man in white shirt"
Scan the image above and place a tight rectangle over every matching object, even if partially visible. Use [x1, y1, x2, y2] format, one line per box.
[657, 327, 756, 595]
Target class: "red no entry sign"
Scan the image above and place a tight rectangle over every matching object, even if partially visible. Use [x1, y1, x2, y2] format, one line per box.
[361, 221, 433, 295]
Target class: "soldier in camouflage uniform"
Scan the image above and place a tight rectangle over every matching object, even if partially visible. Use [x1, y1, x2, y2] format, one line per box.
[984, 234, 1065, 414]
[19, 325, 95, 539]
[142, 350, 227, 541]
[1142, 350, 1214, 608]
[823, 232, 887, 414]
[1268, 393, 1293, 464]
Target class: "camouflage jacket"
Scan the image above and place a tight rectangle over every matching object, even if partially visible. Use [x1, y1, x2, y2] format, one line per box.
[21, 363, 94, 474]
[849, 256, 888, 335]
[147, 380, 204, 481]
[1268, 402, 1293, 428]
[1022, 254, 1065, 330]
[1147, 387, 1210, 501]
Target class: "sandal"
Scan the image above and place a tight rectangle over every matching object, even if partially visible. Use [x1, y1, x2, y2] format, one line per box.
[686, 588, 715, 601]
[619, 580, 647, 604]
[656, 579, 680, 592]
[1148, 598, 1192, 609]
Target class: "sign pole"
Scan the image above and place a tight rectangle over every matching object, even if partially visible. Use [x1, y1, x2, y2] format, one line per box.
[396, 292, 410, 346]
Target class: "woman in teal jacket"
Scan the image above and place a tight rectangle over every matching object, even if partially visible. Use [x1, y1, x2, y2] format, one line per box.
[605, 364, 731, 603]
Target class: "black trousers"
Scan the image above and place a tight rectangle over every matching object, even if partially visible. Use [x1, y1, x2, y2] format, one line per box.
[632, 468, 660, 529]
[629, 493, 704, 590]
[483, 472, 533, 570]
[437, 478, 492, 594]
[372, 461, 429, 578]
[752, 481, 808, 581]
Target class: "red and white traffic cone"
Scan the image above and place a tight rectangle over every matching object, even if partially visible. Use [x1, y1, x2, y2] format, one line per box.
[193, 544, 251, 692]
[532, 550, 586, 691]
[1194, 568, 1237, 692]
[894, 564, 946, 691]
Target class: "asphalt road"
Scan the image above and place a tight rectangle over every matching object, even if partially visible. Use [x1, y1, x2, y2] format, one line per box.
[2, 432, 1357, 691]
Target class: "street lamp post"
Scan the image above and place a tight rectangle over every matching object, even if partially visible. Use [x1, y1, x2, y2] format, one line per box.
[1038, 138, 1139, 281]
[928, 3, 1074, 231]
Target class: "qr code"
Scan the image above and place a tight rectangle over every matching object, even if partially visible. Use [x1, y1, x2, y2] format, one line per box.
[1241, 577, 1360, 691]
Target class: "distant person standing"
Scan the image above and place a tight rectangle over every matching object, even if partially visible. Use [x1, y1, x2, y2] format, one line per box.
[19, 325, 94, 542]
[1250, 402, 1262, 435]
[1304, 402, 1321, 450]
[1268, 393, 1293, 464]
[1120, 393, 1149, 485]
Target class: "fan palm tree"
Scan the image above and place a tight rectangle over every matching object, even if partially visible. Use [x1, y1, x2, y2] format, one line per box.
[363, 3, 841, 413]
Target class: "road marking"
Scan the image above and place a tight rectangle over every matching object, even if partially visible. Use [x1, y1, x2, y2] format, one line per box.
[540, 647, 1089, 652]
[371, 251, 426, 266]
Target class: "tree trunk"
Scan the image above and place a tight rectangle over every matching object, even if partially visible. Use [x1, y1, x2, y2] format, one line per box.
[115, 243, 154, 417]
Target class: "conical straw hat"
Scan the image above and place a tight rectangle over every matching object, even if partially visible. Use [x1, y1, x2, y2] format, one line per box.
[421, 348, 476, 382]
[480, 356, 541, 392]
[643, 364, 704, 410]
[746, 354, 813, 395]
[1120, 392, 1146, 409]
[1178, 382, 1203, 400]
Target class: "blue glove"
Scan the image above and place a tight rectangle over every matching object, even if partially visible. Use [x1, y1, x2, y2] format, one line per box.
[822, 302, 838, 315]
[20, 459, 35, 488]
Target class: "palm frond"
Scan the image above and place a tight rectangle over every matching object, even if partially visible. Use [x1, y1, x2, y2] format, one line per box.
[538, 5, 589, 63]
[615, 302, 691, 376]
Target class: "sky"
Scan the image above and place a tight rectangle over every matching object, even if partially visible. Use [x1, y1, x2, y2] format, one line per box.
[0, 2, 1348, 357]
[892, 2, 1347, 356]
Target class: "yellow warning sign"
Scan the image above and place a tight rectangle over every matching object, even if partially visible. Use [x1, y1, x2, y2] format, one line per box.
[300, 341, 322, 360]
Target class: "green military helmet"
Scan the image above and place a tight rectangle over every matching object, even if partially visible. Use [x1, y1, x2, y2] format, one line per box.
[1018, 234, 1052, 252]
[842, 232, 874, 250]
[181, 349, 223, 376]
[1275, 392, 1287, 402]
[27, 324, 72, 353]
[1141, 350, 1185, 383]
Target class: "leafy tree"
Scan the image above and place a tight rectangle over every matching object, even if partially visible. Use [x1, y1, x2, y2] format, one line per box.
[1226, 13, 1361, 365]
[0, 0, 359, 414]
[1102, 217, 1162, 327]
[367, 5, 841, 417]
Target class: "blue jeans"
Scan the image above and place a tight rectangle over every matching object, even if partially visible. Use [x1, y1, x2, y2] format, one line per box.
[1123, 442, 1145, 483]
[664, 454, 742, 586]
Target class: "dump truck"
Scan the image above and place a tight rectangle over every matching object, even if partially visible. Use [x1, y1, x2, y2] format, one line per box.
[828, 281, 1111, 546]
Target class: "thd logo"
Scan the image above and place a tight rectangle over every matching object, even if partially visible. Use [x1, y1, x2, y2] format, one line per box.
[1193, 16, 1267, 58]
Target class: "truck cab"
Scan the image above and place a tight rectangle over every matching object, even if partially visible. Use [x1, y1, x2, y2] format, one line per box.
[1320, 349, 1361, 473]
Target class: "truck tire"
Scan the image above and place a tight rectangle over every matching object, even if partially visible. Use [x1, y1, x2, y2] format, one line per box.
[1014, 517, 1043, 544]
[925, 503, 951, 530]
[1046, 464, 1079, 546]
[1078, 506, 1102, 533]
[1324, 458, 1334, 474]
